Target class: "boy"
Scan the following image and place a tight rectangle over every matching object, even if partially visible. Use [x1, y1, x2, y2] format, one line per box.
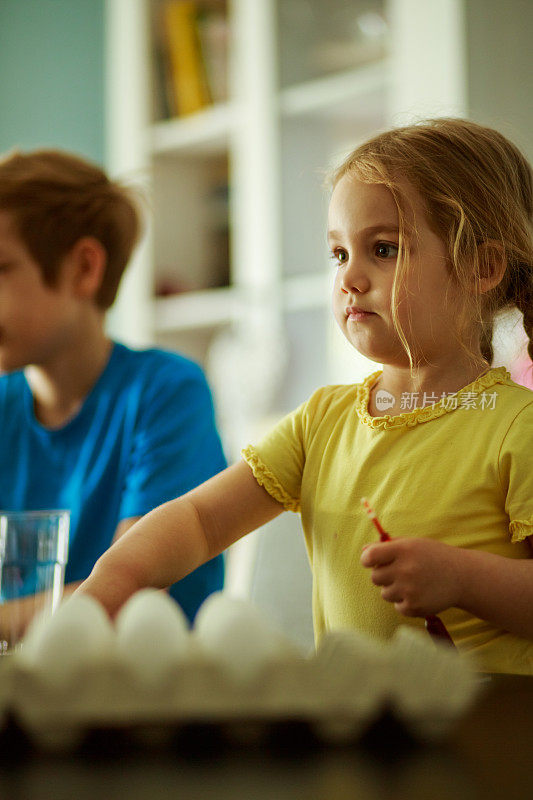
[0, 149, 226, 631]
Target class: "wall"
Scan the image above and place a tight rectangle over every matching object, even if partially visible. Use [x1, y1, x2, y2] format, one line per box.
[0, 0, 104, 163]
[466, 0, 533, 163]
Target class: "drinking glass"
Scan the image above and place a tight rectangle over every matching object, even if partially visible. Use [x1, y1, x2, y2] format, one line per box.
[0, 510, 70, 654]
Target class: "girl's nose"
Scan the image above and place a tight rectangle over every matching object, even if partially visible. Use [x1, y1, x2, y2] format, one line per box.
[340, 259, 370, 294]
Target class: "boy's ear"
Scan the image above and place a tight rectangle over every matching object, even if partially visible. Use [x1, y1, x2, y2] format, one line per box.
[476, 240, 507, 294]
[64, 236, 106, 300]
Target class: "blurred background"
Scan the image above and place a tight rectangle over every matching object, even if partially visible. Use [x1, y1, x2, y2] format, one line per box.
[1, 0, 532, 648]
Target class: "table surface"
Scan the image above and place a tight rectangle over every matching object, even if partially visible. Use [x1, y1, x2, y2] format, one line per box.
[0, 674, 531, 800]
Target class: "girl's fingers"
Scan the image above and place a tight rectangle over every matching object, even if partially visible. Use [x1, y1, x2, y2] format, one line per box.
[370, 565, 395, 587]
[360, 542, 396, 567]
[380, 585, 404, 603]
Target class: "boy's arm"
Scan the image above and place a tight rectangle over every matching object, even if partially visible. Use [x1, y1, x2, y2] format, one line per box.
[77, 461, 285, 617]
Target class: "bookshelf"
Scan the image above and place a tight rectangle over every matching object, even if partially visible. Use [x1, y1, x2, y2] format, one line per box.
[149, 103, 236, 155]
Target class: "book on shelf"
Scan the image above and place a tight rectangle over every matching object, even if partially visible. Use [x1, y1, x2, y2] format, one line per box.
[155, 0, 229, 120]
[151, 22, 173, 121]
[195, 4, 229, 106]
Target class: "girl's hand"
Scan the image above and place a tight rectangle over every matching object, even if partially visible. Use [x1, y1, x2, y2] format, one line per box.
[360, 538, 464, 618]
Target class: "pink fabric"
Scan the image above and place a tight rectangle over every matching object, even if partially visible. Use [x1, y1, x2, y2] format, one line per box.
[510, 356, 533, 390]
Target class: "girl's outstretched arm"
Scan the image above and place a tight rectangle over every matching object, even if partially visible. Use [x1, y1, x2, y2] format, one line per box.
[76, 461, 284, 618]
[362, 538, 533, 640]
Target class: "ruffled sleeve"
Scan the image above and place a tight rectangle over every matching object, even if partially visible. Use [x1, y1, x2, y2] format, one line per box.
[498, 401, 533, 543]
[241, 445, 300, 512]
[509, 518, 533, 544]
[240, 391, 325, 513]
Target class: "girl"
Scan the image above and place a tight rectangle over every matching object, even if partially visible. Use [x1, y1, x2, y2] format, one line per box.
[78, 118, 533, 675]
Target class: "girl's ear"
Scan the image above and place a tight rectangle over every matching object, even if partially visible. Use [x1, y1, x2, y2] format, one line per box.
[63, 236, 106, 300]
[476, 240, 507, 294]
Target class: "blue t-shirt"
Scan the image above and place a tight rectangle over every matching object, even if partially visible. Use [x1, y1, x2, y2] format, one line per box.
[0, 342, 226, 622]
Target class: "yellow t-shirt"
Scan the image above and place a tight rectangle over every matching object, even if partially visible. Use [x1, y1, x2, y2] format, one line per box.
[242, 367, 533, 675]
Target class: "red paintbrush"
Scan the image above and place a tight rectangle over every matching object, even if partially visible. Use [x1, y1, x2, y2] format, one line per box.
[361, 497, 456, 649]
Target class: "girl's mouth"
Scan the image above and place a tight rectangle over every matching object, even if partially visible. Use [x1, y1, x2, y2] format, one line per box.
[346, 307, 376, 322]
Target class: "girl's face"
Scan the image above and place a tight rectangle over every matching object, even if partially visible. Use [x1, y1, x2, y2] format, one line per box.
[328, 175, 465, 367]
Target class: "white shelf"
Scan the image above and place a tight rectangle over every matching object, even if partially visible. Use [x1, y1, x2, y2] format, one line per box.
[279, 60, 391, 118]
[148, 103, 237, 157]
[147, 61, 390, 159]
[152, 274, 331, 336]
[152, 286, 241, 333]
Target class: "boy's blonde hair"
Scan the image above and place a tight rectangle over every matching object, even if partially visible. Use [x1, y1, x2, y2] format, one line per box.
[331, 118, 533, 368]
[0, 149, 142, 310]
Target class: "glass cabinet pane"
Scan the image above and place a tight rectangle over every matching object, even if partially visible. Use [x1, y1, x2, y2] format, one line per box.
[277, 0, 389, 88]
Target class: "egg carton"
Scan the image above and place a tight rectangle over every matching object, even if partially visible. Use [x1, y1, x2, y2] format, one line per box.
[0, 591, 480, 753]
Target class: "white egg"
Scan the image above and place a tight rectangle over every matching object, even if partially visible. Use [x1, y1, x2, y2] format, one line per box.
[193, 592, 300, 681]
[314, 628, 390, 710]
[19, 594, 115, 683]
[115, 589, 191, 682]
[19, 605, 56, 660]
[388, 626, 479, 739]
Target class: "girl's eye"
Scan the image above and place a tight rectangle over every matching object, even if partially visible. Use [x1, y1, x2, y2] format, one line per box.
[330, 248, 348, 266]
[374, 242, 398, 259]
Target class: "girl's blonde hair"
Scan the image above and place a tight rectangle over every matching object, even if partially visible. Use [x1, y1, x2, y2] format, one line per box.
[0, 149, 142, 310]
[331, 118, 533, 369]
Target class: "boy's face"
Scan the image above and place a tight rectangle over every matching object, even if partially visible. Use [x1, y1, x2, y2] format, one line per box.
[328, 175, 466, 368]
[0, 211, 79, 373]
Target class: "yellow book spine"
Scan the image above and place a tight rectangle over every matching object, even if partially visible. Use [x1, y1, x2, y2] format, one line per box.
[163, 0, 211, 117]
